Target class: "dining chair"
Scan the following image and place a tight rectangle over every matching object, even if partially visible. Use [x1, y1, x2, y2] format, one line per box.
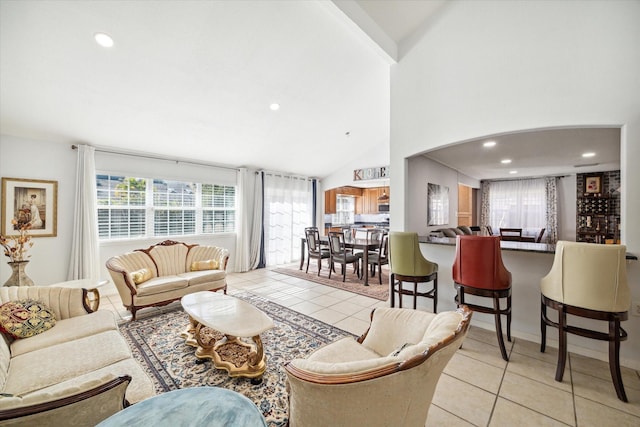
[499, 227, 522, 241]
[365, 232, 389, 285]
[305, 228, 329, 276]
[388, 232, 438, 312]
[485, 225, 494, 236]
[521, 228, 546, 243]
[540, 241, 630, 401]
[327, 231, 361, 282]
[452, 235, 512, 361]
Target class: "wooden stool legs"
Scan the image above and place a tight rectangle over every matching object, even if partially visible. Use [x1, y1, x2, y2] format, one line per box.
[540, 295, 629, 402]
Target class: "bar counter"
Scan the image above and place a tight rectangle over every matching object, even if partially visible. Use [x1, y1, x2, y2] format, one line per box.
[411, 235, 637, 367]
[419, 235, 637, 259]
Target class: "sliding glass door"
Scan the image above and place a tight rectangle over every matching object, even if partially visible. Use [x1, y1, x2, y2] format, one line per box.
[263, 173, 313, 265]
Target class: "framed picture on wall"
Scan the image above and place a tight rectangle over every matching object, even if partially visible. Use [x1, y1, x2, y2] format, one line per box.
[1, 177, 58, 237]
[427, 182, 449, 226]
[584, 174, 602, 195]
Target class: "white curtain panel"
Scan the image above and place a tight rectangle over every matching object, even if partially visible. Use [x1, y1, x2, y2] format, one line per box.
[67, 144, 100, 281]
[488, 178, 546, 237]
[250, 171, 263, 270]
[234, 168, 263, 272]
[263, 172, 313, 266]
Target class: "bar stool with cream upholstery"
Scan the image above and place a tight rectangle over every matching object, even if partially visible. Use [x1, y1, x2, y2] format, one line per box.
[540, 241, 631, 402]
[452, 235, 512, 361]
[388, 232, 438, 312]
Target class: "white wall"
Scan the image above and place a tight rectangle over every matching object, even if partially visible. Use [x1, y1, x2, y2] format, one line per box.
[407, 155, 458, 234]
[390, 1, 640, 368]
[558, 174, 577, 241]
[0, 135, 76, 285]
[0, 134, 238, 285]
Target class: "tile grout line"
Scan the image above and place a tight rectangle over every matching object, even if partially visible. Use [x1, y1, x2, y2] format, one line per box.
[569, 354, 578, 427]
[486, 339, 513, 426]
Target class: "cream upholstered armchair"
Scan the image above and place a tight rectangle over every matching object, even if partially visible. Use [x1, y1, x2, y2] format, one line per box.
[284, 306, 472, 427]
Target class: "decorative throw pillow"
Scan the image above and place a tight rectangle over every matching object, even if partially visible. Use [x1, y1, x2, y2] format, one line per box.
[0, 299, 56, 339]
[130, 268, 152, 284]
[190, 259, 219, 271]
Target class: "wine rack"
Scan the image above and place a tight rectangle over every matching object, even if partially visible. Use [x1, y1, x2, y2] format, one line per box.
[576, 195, 615, 244]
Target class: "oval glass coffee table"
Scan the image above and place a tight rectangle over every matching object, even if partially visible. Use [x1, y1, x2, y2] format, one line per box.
[181, 291, 275, 384]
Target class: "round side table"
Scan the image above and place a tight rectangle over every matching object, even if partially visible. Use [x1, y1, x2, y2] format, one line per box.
[49, 278, 109, 311]
[96, 387, 267, 427]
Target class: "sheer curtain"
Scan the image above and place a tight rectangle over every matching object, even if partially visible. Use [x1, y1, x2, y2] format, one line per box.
[544, 177, 559, 243]
[263, 172, 313, 266]
[480, 180, 491, 233]
[488, 178, 546, 238]
[234, 168, 263, 272]
[68, 145, 100, 281]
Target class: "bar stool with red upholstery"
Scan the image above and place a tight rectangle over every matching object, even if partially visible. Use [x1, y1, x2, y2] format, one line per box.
[452, 235, 512, 361]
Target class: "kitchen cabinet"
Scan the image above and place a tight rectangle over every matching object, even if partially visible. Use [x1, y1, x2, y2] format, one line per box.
[324, 189, 337, 214]
[357, 186, 390, 214]
[324, 186, 362, 214]
[326, 186, 389, 214]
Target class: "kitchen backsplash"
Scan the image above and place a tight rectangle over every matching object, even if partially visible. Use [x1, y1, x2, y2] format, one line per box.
[325, 213, 389, 225]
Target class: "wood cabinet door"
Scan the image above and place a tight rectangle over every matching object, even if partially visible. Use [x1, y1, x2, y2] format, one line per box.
[457, 184, 473, 226]
[324, 189, 336, 214]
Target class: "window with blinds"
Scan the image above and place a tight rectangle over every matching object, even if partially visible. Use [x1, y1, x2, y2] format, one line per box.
[97, 174, 236, 240]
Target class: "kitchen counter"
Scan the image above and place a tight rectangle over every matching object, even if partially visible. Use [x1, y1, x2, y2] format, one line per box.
[419, 235, 637, 259]
[420, 235, 555, 253]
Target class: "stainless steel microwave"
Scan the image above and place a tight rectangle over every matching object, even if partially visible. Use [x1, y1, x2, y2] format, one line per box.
[378, 204, 389, 212]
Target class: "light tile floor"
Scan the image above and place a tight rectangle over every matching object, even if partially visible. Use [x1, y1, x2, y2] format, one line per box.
[99, 267, 640, 427]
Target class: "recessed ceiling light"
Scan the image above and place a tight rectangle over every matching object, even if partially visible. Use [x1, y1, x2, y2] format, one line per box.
[582, 152, 596, 158]
[269, 103, 280, 111]
[501, 159, 512, 164]
[483, 141, 496, 147]
[509, 170, 518, 174]
[94, 32, 114, 48]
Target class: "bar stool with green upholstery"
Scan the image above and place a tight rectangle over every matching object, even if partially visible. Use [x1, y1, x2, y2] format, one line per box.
[388, 232, 438, 312]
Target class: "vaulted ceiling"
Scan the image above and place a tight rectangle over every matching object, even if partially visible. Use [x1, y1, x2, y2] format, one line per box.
[0, 1, 619, 181]
[1, 1, 408, 178]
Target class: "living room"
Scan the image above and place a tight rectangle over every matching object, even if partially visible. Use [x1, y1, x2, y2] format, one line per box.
[1, 1, 639, 425]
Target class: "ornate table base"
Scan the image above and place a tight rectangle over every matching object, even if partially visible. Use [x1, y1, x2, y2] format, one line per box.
[181, 316, 267, 384]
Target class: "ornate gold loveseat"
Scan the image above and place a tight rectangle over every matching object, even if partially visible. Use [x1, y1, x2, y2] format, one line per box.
[106, 240, 229, 320]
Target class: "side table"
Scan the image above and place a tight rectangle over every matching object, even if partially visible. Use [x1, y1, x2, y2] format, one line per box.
[49, 278, 109, 311]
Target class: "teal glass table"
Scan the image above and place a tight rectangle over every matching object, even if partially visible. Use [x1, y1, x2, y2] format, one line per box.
[97, 387, 267, 427]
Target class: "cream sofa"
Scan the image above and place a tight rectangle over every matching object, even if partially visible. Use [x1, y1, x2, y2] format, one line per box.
[106, 240, 229, 320]
[0, 286, 155, 426]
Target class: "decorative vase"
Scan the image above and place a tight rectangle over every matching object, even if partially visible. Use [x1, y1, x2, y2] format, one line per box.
[4, 260, 35, 287]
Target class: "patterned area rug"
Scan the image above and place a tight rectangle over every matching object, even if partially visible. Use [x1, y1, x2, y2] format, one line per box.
[274, 262, 389, 301]
[119, 292, 353, 426]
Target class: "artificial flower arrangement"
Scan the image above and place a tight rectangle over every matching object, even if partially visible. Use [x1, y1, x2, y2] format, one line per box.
[0, 220, 33, 262]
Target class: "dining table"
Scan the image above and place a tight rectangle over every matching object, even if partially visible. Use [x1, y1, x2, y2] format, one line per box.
[300, 234, 381, 286]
